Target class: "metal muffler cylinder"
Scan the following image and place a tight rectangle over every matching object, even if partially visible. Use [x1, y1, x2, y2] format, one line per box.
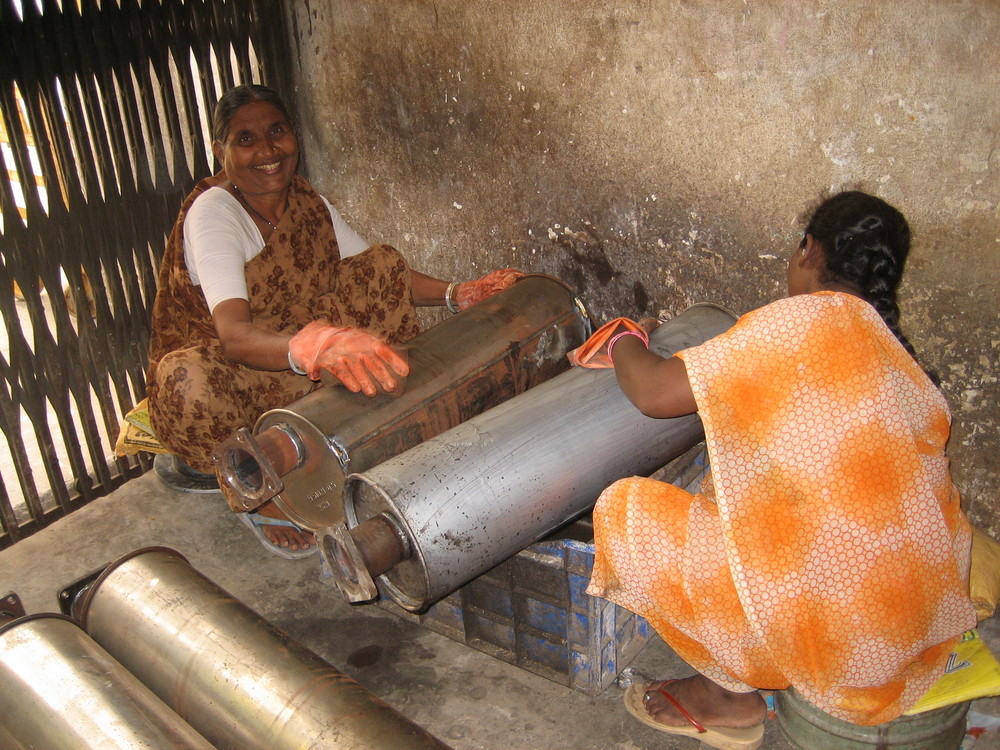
[75, 547, 452, 750]
[322, 303, 736, 611]
[214, 274, 590, 529]
[0, 612, 213, 749]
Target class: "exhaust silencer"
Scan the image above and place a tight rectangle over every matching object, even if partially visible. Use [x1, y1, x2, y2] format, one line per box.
[75, 547, 452, 750]
[213, 274, 590, 528]
[0, 612, 213, 749]
[321, 303, 736, 611]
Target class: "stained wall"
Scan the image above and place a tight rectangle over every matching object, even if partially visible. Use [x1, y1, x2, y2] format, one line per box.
[286, 1, 1000, 532]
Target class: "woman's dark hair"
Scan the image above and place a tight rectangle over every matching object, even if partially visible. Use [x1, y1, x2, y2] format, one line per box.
[212, 84, 293, 143]
[802, 190, 917, 358]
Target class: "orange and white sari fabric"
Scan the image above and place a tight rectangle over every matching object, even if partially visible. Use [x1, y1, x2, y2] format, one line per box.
[587, 292, 976, 725]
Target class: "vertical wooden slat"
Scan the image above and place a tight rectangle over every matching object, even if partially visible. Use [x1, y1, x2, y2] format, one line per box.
[0, 0, 292, 549]
[0, 30, 76, 517]
[30, 0, 109, 506]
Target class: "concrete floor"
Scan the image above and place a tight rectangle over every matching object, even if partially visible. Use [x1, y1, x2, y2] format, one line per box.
[2, 472, 999, 750]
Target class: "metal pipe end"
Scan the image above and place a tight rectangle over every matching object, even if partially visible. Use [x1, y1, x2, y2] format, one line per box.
[319, 523, 380, 603]
[213, 427, 300, 510]
[74, 547, 189, 631]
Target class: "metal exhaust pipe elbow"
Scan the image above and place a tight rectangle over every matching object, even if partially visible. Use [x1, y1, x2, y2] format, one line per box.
[213, 424, 304, 511]
[320, 514, 412, 602]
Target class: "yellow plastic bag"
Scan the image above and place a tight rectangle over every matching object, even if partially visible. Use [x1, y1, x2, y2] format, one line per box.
[971, 526, 1000, 621]
[905, 630, 1000, 714]
[114, 398, 170, 456]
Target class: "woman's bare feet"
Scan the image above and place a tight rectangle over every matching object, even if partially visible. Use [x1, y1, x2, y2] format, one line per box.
[642, 675, 766, 729]
[256, 501, 315, 551]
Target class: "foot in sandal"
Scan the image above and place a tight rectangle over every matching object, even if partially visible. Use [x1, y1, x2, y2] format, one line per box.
[256, 501, 315, 549]
[237, 500, 317, 559]
[623, 674, 765, 750]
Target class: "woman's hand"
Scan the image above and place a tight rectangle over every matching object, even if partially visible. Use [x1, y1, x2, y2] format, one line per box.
[567, 317, 652, 369]
[455, 268, 524, 309]
[567, 315, 696, 418]
[289, 321, 409, 396]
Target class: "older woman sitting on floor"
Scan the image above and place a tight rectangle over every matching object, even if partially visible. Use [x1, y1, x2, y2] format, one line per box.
[146, 84, 521, 557]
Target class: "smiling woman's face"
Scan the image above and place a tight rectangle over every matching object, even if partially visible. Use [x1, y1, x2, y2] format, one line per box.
[213, 100, 299, 199]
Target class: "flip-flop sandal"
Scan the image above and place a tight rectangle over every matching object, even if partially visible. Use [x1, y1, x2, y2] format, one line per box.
[154, 454, 221, 494]
[623, 682, 764, 750]
[237, 512, 318, 560]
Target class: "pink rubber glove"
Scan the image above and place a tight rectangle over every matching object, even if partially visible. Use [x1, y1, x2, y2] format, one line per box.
[455, 268, 525, 310]
[288, 321, 409, 396]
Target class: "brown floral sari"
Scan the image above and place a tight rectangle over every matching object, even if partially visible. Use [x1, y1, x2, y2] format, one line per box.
[146, 174, 419, 495]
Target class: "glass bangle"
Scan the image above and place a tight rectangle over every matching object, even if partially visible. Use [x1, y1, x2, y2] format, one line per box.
[288, 349, 307, 375]
[606, 330, 648, 365]
[445, 281, 461, 314]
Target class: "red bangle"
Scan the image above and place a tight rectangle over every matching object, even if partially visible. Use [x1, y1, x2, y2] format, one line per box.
[607, 330, 648, 365]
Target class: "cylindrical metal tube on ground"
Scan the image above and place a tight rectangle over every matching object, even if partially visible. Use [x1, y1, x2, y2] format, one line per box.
[323, 303, 736, 611]
[75, 547, 451, 750]
[0, 613, 214, 750]
[214, 274, 590, 526]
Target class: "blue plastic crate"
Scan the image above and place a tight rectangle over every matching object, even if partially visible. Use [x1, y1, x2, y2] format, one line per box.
[377, 444, 707, 695]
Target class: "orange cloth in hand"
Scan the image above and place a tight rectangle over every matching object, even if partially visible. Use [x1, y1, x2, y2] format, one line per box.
[455, 269, 524, 310]
[289, 321, 409, 396]
[567, 317, 649, 368]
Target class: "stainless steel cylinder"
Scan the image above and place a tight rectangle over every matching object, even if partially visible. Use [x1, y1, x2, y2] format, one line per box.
[76, 547, 452, 750]
[0, 613, 214, 749]
[213, 274, 590, 528]
[322, 303, 736, 611]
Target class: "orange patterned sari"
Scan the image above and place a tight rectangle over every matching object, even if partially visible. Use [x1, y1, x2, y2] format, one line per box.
[588, 292, 975, 725]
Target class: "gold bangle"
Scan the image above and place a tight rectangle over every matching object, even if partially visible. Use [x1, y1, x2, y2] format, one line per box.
[445, 281, 461, 314]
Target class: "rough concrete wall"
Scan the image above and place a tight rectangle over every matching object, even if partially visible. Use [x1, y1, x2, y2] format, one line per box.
[286, 1, 999, 532]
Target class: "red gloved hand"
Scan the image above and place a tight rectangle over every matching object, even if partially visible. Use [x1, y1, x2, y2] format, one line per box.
[288, 321, 409, 396]
[455, 268, 525, 310]
[567, 317, 654, 369]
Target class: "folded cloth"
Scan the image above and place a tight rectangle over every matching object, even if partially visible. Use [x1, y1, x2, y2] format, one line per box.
[567, 317, 649, 368]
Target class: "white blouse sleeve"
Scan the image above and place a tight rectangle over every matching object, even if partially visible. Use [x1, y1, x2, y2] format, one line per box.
[183, 188, 262, 313]
[322, 195, 369, 258]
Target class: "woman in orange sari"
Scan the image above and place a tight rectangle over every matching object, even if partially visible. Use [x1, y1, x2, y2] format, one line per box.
[585, 191, 975, 749]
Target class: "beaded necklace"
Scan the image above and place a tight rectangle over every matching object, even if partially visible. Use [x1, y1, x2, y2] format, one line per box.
[232, 184, 278, 231]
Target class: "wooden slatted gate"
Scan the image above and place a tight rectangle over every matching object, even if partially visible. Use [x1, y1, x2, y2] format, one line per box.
[0, 0, 293, 548]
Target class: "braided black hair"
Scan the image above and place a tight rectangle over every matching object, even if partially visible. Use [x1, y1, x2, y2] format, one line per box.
[803, 191, 917, 359]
